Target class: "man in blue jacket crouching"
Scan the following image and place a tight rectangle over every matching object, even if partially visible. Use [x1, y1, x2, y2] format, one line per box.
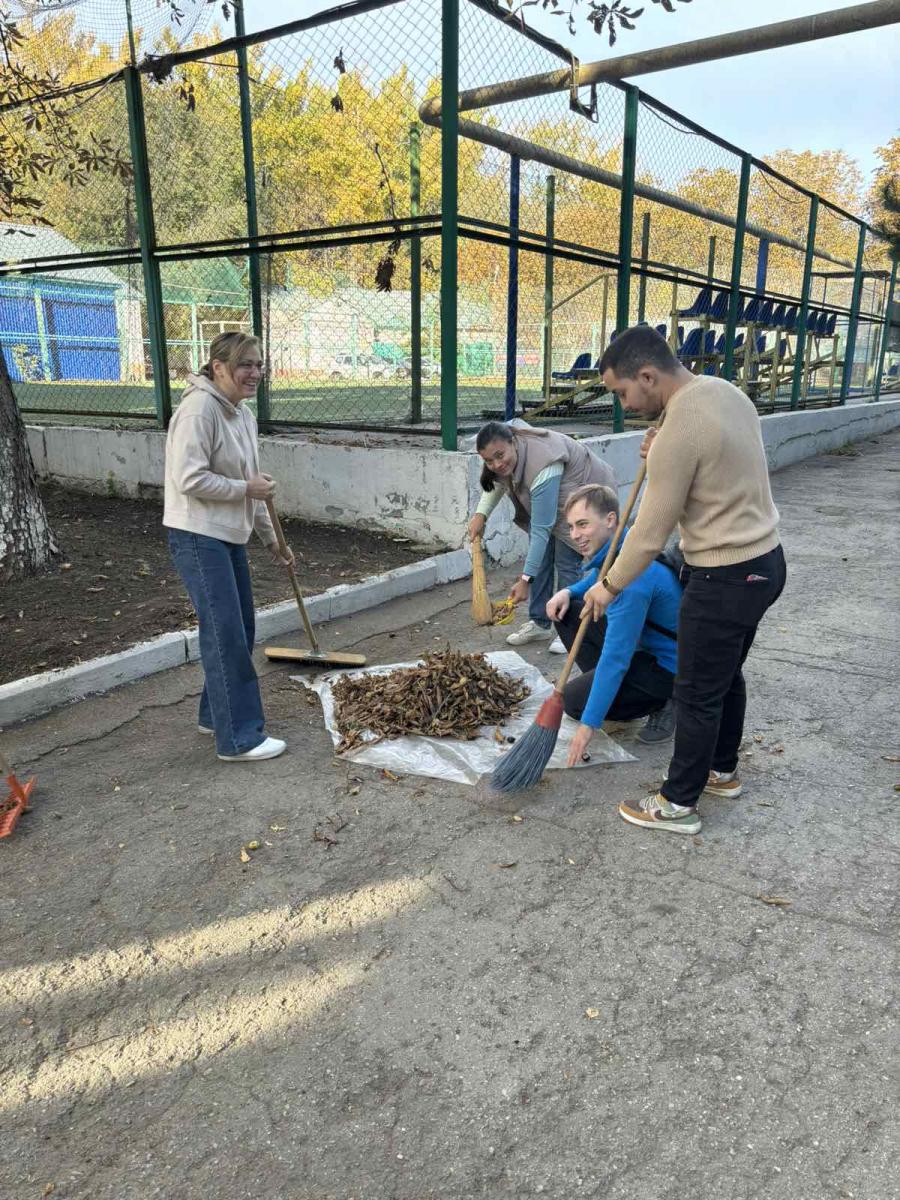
[545, 483, 682, 766]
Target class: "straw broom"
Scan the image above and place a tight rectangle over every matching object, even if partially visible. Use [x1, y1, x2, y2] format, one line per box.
[471, 534, 494, 626]
[488, 457, 648, 795]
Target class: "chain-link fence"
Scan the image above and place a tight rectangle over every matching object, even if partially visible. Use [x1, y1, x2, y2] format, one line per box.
[1, 0, 895, 440]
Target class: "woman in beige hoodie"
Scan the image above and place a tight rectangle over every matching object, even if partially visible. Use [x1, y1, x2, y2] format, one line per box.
[164, 332, 292, 762]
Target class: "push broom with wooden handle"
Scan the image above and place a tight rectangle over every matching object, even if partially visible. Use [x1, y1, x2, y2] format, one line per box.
[488, 456, 648, 795]
[262, 499, 367, 668]
[471, 534, 494, 626]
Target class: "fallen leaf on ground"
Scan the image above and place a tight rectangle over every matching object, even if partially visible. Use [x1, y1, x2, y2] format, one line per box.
[757, 894, 792, 907]
[584, 1008, 600, 1020]
[495, 861, 518, 869]
[753, 734, 764, 743]
[882, 755, 900, 763]
[43, 1186, 55, 1198]
[757, 801, 777, 808]
[509, 814, 524, 823]
[381, 768, 401, 782]
[246, 840, 260, 850]
[269, 824, 286, 832]
[239, 848, 251, 863]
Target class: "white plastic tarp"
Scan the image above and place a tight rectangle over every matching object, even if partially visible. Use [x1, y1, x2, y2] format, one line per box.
[295, 650, 634, 786]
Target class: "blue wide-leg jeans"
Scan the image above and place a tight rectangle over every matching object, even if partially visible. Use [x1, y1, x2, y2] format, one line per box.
[168, 529, 265, 757]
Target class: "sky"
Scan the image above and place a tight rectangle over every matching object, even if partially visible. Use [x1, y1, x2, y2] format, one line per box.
[243, 0, 899, 184]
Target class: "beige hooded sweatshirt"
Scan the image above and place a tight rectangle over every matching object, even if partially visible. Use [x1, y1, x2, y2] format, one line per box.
[163, 373, 276, 547]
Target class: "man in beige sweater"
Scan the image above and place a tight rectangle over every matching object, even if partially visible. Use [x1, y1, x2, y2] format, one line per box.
[582, 325, 786, 835]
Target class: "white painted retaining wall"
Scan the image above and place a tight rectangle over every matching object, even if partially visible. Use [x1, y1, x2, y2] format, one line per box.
[26, 397, 900, 567]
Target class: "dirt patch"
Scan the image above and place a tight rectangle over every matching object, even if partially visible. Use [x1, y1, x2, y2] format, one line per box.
[0, 485, 432, 686]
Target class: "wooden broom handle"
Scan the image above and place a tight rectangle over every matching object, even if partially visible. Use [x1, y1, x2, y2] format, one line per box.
[554, 456, 649, 694]
[265, 498, 321, 654]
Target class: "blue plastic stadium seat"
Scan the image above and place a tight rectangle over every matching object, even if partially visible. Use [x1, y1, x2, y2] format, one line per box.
[816, 311, 830, 336]
[734, 333, 745, 350]
[678, 287, 713, 318]
[679, 328, 704, 357]
[825, 313, 837, 336]
[703, 329, 717, 354]
[770, 303, 786, 327]
[758, 300, 774, 326]
[709, 290, 737, 321]
[655, 323, 667, 338]
[714, 333, 726, 354]
[782, 306, 799, 332]
[552, 351, 592, 380]
[743, 296, 764, 323]
[804, 309, 818, 334]
[677, 324, 685, 347]
[757, 335, 768, 354]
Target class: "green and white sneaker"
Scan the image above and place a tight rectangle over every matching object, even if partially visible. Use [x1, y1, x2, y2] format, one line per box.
[618, 792, 701, 835]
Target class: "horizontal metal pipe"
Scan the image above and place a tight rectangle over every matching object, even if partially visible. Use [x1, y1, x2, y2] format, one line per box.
[421, 0, 900, 117]
[443, 115, 854, 269]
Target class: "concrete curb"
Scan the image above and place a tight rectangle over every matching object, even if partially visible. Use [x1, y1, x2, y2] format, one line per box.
[0, 548, 472, 728]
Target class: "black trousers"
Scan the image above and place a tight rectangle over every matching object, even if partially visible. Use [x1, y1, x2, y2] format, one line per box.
[555, 601, 674, 724]
[662, 544, 787, 809]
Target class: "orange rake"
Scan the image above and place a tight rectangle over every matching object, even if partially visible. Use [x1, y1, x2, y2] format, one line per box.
[0, 748, 36, 839]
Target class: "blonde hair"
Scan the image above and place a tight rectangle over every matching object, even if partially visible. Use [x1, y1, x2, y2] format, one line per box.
[564, 483, 619, 519]
[199, 331, 261, 380]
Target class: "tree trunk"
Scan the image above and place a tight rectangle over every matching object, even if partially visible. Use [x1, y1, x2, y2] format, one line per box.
[0, 347, 58, 582]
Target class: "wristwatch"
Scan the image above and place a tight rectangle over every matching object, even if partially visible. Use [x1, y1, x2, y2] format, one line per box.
[520, 574, 532, 584]
[601, 574, 621, 596]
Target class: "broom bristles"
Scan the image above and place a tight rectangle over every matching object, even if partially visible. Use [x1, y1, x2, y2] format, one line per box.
[489, 691, 564, 793]
[471, 537, 493, 626]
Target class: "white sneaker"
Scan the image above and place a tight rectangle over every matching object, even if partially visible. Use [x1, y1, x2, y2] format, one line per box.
[218, 736, 286, 763]
[506, 620, 554, 646]
[198, 724, 214, 735]
[548, 636, 566, 654]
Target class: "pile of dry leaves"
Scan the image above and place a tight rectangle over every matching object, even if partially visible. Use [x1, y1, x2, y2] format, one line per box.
[332, 649, 529, 752]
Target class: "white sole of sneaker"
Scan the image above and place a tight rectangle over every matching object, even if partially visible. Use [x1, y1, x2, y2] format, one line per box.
[618, 807, 701, 835]
[218, 743, 286, 763]
[198, 725, 214, 735]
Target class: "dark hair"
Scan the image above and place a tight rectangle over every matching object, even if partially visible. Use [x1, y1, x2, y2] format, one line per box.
[564, 483, 619, 520]
[598, 325, 679, 379]
[475, 421, 514, 493]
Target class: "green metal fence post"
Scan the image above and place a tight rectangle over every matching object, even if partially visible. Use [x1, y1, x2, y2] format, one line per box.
[542, 174, 556, 400]
[790, 194, 818, 409]
[873, 256, 897, 402]
[409, 123, 423, 423]
[724, 153, 750, 382]
[614, 84, 639, 433]
[840, 223, 867, 403]
[235, 2, 268, 424]
[636, 211, 650, 323]
[124, 64, 171, 426]
[439, 0, 459, 450]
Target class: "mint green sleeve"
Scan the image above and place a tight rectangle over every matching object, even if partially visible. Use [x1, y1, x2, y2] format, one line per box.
[476, 485, 505, 519]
